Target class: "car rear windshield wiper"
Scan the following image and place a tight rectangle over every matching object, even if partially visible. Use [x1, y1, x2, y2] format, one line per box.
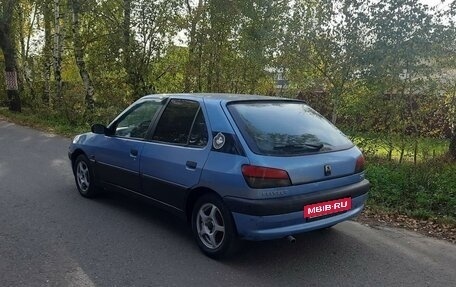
[273, 143, 324, 151]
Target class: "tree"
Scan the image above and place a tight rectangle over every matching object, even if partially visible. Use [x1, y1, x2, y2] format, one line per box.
[17, 0, 38, 105]
[122, 0, 134, 95]
[443, 1, 456, 158]
[236, 0, 289, 94]
[70, 0, 95, 111]
[120, 0, 180, 98]
[53, 0, 64, 106]
[43, 0, 53, 106]
[363, 0, 443, 140]
[0, 0, 22, 112]
[283, 0, 368, 123]
[183, 0, 204, 92]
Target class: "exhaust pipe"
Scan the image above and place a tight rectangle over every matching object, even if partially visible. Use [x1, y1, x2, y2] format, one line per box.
[286, 235, 296, 243]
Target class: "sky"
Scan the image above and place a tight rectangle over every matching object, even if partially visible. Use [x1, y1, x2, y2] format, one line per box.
[420, 0, 453, 11]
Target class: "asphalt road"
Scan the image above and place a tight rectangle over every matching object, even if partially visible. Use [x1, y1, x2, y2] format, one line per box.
[1, 119, 455, 287]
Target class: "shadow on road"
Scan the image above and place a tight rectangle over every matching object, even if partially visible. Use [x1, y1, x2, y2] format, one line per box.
[91, 189, 361, 262]
[91, 190, 192, 239]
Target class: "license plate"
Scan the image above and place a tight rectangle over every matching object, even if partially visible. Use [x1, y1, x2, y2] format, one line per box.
[303, 197, 351, 219]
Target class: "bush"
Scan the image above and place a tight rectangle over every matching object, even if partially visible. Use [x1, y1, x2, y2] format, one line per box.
[366, 157, 456, 219]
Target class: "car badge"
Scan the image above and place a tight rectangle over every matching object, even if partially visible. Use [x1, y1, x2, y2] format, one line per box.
[213, 132, 225, 150]
[324, 164, 332, 176]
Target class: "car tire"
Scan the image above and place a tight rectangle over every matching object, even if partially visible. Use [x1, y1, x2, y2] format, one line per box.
[191, 193, 240, 259]
[74, 154, 99, 198]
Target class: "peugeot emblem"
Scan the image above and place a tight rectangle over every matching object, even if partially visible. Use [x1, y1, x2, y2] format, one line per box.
[324, 164, 332, 176]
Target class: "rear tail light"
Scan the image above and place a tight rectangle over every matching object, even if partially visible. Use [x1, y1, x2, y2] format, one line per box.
[355, 155, 365, 173]
[241, 165, 291, 188]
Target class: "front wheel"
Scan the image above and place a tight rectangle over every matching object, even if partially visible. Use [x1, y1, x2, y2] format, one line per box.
[74, 154, 99, 198]
[191, 194, 239, 259]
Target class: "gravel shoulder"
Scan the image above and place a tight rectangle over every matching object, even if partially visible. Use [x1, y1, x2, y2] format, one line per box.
[356, 206, 456, 244]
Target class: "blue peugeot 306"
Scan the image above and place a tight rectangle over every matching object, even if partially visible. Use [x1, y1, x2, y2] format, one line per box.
[69, 93, 370, 258]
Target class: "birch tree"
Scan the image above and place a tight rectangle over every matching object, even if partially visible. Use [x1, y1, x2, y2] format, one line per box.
[18, 0, 38, 104]
[183, 0, 205, 92]
[70, 0, 95, 110]
[0, 0, 21, 112]
[43, 0, 53, 106]
[123, 0, 133, 95]
[53, 0, 63, 105]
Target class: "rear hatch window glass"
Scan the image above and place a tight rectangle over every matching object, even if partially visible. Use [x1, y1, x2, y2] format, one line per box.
[227, 101, 353, 156]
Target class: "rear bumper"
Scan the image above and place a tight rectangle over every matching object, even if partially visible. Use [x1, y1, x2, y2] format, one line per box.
[225, 179, 370, 241]
[225, 179, 370, 216]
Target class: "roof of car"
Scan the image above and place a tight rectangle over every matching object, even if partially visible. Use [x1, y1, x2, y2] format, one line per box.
[141, 93, 294, 103]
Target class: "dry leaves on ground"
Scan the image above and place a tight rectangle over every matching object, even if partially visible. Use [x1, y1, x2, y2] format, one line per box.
[355, 207, 456, 244]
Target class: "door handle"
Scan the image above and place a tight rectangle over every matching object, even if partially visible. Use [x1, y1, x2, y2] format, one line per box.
[130, 149, 139, 158]
[186, 161, 197, 170]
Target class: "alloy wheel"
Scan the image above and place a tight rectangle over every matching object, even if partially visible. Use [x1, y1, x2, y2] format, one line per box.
[196, 203, 225, 249]
[76, 161, 90, 193]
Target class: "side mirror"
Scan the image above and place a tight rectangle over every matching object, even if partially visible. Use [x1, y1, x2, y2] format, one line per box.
[91, 123, 108, 135]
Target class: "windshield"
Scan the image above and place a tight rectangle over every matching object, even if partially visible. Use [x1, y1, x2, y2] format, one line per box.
[227, 101, 353, 156]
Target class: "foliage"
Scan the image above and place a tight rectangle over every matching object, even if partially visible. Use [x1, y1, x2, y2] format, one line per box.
[0, 0, 455, 157]
[367, 157, 456, 220]
[348, 131, 448, 163]
[0, 107, 89, 137]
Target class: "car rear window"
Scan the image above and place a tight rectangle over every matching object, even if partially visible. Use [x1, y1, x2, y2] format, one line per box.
[227, 101, 353, 156]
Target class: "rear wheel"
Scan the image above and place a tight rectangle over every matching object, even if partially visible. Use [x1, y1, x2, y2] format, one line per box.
[74, 154, 99, 198]
[191, 194, 239, 259]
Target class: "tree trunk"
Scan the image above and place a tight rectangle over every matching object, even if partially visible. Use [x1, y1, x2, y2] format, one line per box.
[184, 18, 197, 92]
[331, 109, 338, 124]
[450, 131, 456, 159]
[449, 85, 456, 160]
[53, 0, 63, 106]
[331, 89, 341, 124]
[184, 0, 204, 92]
[399, 147, 405, 164]
[0, 1, 22, 112]
[196, 32, 204, 92]
[123, 0, 136, 96]
[122, 0, 145, 99]
[18, 3, 37, 106]
[43, 0, 53, 107]
[70, 0, 95, 111]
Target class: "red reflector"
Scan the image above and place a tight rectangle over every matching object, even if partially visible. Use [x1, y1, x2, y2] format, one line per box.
[241, 165, 289, 179]
[355, 155, 365, 173]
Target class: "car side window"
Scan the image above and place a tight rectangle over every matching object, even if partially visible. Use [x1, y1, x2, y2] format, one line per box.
[188, 109, 208, 147]
[115, 100, 163, 139]
[152, 99, 201, 145]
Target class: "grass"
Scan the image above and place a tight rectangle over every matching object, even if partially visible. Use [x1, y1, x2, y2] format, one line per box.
[348, 132, 448, 163]
[0, 107, 89, 137]
[346, 132, 455, 222]
[366, 157, 456, 223]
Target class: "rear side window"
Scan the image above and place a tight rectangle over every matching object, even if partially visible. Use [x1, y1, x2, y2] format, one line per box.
[153, 99, 205, 145]
[227, 101, 353, 156]
[188, 110, 208, 147]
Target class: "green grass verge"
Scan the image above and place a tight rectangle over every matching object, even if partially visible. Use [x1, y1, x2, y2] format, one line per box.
[347, 132, 448, 163]
[366, 157, 456, 223]
[0, 107, 89, 138]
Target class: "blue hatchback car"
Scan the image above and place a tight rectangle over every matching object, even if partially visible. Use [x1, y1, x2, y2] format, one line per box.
[69, 93, 369, 258]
